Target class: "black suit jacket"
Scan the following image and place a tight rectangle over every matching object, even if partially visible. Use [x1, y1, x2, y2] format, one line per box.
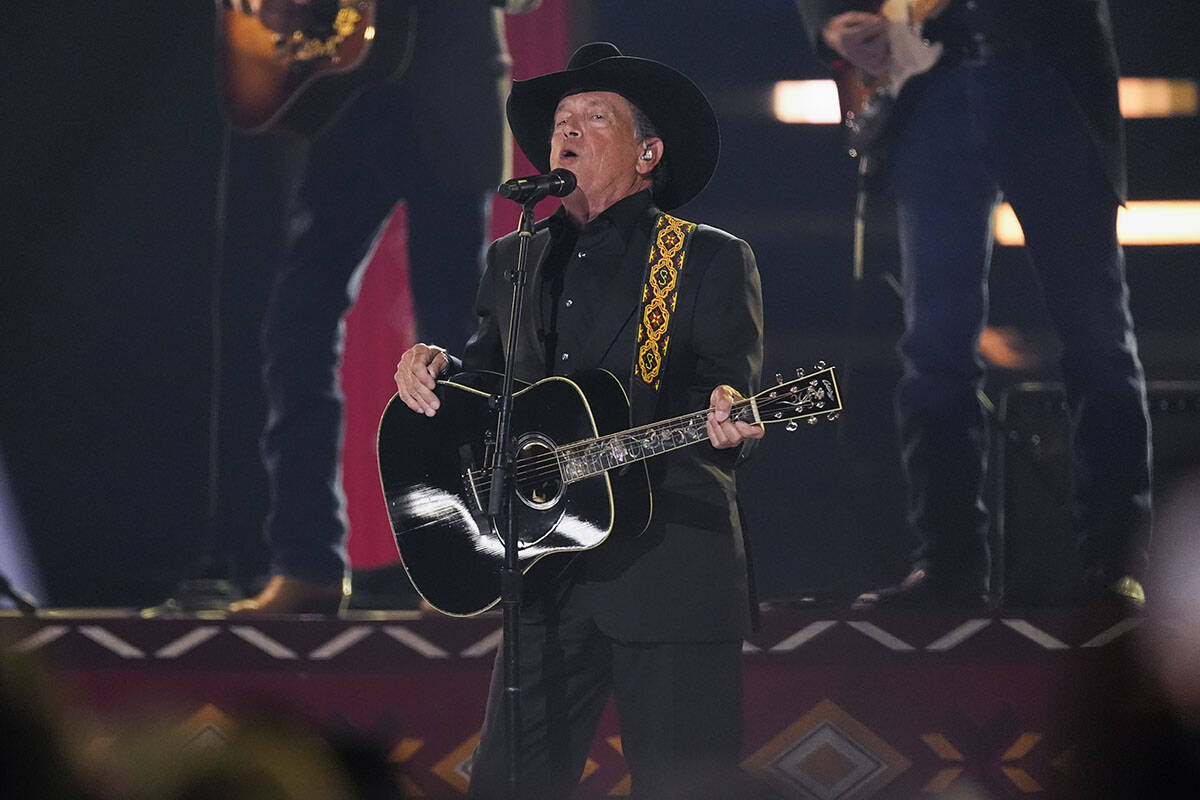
[796, 0, 1126, 202]
[457, 200, 764, 641]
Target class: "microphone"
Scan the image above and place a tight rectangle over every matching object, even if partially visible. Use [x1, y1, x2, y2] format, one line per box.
[497, 168, 577, 203]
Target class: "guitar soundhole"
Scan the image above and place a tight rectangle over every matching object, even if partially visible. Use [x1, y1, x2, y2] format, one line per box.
[515, 434, 564, 511]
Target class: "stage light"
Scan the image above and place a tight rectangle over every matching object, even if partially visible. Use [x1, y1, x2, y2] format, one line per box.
[995, 201, 1200, 246]
[771, 80, 842, 124]
[771, 78, 1197, 124]
[1119, 77, 1198, 118]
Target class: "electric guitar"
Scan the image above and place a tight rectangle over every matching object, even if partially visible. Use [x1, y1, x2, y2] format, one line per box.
[834, 0, 951, 158]
[376, 365, 841, 616]
[216, 0, 416, 136]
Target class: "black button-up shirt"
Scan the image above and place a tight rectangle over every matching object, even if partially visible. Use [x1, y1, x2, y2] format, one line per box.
[540, 190, 654, 378]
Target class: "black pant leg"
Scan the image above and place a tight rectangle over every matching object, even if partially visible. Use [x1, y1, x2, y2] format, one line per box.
[467, 593, 613, 800]
[611, 639, 745, 800]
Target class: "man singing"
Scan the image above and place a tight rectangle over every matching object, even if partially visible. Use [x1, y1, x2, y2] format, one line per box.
[394, 42, 765, 800]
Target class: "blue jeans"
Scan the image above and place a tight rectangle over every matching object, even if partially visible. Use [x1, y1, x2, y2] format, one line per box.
[889, 52, 1151, 595]
[259, 2, 508, 581]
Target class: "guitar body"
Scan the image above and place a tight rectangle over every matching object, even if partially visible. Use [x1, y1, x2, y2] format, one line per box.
[217, 0, 416, 136]
[377, 370, 651, 617]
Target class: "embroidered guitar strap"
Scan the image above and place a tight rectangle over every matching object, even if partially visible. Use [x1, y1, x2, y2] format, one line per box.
[633, 213, 697, 391]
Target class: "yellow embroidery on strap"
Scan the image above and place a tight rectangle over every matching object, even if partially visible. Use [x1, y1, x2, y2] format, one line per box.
[634, 214, 696, 388]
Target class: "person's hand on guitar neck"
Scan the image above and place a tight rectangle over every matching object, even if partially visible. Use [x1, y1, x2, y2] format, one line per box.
[707, 385, 766, 449]
[394, 343, 452, 417]
[246, 0, 312, 35]
[822, 11, 890, 78]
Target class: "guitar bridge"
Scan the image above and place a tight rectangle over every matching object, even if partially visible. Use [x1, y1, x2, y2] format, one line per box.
[460, 444, 485, 515]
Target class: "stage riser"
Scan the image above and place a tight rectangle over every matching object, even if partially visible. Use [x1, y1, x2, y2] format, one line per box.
[2, 609, 1142, 799]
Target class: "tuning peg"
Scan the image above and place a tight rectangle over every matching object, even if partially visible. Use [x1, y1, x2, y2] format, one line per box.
[826, 412, 840, 422]
[774, 373, 784, 385]
[807, 417, 819, 425]
[785, 420, 799, 432]
[813, 360, 827, 370]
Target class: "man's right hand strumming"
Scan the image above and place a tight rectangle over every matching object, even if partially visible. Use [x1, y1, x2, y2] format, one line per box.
[394, 344, 451, 417]
[822, 11, 890, 77]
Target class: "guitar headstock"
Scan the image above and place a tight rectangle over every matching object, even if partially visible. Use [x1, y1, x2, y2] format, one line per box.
[749, 363, 841, 430]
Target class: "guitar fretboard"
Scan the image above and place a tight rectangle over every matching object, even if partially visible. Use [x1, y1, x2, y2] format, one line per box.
[558, 408, 719, 482]
[555, 370, 838, 483]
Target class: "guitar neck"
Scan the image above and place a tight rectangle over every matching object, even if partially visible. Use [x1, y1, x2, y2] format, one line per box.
[556, 367, 840, 482]
[557, 407, 724, 483]
[556, 383, 830, 483]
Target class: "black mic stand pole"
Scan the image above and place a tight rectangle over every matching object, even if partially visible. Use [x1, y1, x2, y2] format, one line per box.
[489, 196, 539, 797]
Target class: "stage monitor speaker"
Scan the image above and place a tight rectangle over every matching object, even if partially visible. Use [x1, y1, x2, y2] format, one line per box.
[996, 381, 1200, 606]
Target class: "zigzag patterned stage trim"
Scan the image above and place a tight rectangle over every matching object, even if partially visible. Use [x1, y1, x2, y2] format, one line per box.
[1, 606, 1146, 798]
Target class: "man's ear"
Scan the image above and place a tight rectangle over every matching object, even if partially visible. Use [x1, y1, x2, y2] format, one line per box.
[636, 138, 664, 175]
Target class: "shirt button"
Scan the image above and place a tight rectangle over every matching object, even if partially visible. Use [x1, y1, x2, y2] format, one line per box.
[577, 251, 587, 259]
[565, 298, 573, 307]
[561, 352, 570, 361]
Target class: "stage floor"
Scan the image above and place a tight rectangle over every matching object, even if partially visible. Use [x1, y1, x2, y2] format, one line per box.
[0, 604, 1153, 799]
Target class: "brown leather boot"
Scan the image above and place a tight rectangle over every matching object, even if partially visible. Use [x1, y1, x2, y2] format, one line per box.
[227, 574, 348, 615]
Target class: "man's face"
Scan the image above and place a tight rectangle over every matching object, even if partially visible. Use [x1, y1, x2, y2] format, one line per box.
[549, 91, 645, 200]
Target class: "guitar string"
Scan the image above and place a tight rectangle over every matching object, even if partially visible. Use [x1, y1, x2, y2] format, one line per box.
[465, 388, 833, 493]
[451, 371, 832, 491]
[464, 388, 834, 496]
[464, 399, 753, 495]
[505, 379, 833, 479]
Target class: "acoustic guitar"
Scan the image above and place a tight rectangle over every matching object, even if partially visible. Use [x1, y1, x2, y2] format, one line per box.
[217, 0, 416, 136]
[376, 366, 841, 616]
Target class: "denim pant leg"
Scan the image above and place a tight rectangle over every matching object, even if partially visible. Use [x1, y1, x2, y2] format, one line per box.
[985, 59, 1152, 581]
[259, 100, 402, 584]
[406, 186, 492, 354]
[890, 66, 998, 593]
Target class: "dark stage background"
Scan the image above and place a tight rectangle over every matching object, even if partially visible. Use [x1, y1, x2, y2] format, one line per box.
[1, 1, 1197, 608]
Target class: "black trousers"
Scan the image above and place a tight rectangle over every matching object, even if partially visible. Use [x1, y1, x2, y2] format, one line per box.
[466, 588, 745, 800]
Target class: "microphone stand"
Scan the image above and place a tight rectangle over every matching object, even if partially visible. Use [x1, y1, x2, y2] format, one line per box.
[489, 195, 539, 796]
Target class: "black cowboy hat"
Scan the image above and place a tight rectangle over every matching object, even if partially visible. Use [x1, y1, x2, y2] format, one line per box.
[506, 42, 719, 211]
